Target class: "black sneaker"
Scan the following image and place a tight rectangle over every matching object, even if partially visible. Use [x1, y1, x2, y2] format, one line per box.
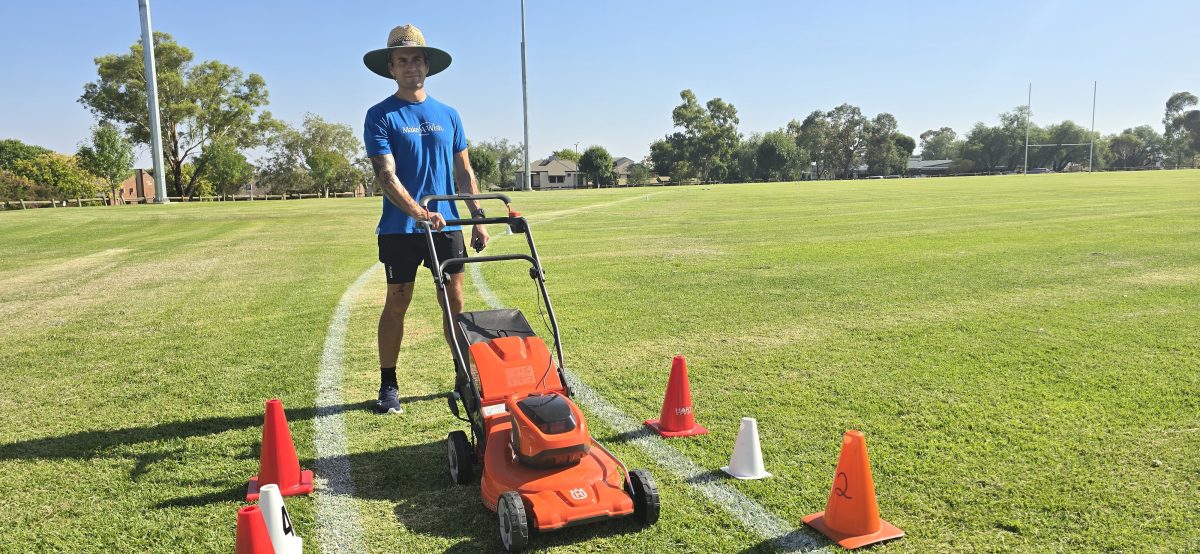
[376, 385, 402, 414]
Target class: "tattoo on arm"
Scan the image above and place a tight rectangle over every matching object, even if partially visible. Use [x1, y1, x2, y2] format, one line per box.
[370, 154, 422, 216]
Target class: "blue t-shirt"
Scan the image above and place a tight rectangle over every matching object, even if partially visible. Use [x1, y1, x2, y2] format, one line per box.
[364, 94, 468, 235]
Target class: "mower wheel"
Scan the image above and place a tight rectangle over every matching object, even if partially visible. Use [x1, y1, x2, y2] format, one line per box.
[628, 469, 660, 525]
[447, 430, 474, 485]
[498, 490, 530, 552]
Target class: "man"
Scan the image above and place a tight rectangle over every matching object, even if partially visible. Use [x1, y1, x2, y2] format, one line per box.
[362, 24, 489, 414]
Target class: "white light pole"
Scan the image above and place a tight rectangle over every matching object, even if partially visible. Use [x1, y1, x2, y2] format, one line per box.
[1089, 80, 1097, 172]
[138, 0, 168, 203]
[1023, 82, 1031, 175]
[520, 0, 532, 191]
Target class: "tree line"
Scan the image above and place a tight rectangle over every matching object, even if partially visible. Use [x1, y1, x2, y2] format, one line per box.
[639, 89, 1200, 183]
[6, 35, 1200, 204]
[1, 33, 378, 204]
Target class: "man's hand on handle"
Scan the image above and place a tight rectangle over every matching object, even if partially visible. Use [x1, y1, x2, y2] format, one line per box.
[471, 224, 490, 253]
[421, 209, 447, 231]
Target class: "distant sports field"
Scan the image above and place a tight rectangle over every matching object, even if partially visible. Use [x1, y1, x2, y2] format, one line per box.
[2, 171, 1197, 552]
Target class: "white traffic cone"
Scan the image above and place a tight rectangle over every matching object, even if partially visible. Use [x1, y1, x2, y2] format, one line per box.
[721, 417, 772, 480]
[257, 483, 304, 554]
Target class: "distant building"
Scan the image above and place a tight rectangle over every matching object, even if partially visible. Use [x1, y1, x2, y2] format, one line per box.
[516, 158, 586, 190]
[119, 169, 157, 203]
[907, 158, 952, 176]
[612, 157, 635, 185]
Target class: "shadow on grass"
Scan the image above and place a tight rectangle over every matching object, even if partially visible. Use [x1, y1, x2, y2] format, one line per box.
[1, 397, 651, 550]
[0, 401, 377, 464]
[736, 527, 830, 554]
[346, 438, 648, 552]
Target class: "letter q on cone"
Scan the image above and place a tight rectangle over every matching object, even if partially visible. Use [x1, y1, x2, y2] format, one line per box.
[803, 430, 904, 549]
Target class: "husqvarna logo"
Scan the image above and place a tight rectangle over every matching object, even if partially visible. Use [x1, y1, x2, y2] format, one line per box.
[569, 488, 588, 500]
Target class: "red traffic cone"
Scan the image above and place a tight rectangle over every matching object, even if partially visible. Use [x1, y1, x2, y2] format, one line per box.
[803, 430, 904, 549]
[644, 355, 708, 437]
[236, 505, 277, 554]
[247, 399, 314, 501]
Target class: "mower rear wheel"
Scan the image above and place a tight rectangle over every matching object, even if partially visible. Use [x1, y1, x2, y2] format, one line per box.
[498, 491, 530, 552]
[447, 430, 473, 485]
[628, 469, 660, 525]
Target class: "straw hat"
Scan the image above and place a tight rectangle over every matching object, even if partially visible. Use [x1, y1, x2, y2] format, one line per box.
[363, 24, 452, 79]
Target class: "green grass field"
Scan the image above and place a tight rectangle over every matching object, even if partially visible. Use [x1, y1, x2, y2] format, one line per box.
[2, 171, 1198, 553]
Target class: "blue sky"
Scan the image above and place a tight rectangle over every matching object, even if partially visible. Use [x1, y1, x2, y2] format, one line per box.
[1, 1, 1195, 166]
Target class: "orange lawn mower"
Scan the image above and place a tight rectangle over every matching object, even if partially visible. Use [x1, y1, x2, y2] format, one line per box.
[419, 193, 660, 552]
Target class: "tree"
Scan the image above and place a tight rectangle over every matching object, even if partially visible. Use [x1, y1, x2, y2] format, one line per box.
[77, 121, 135, 204]
[550, 148, 580, 162]
[12, 153, 100, 199]
[958, 106, 1030, 173]
[918, 127, 957, 160]
[755, 129, 801, 181]
[791, 113, 831, 179]
[197, 139, 253, 198]
[626, 162, 653, 186]
[473, 138, 523, 189]
[864, 113, 901, 176]
[80, 32, 275, 198]
[1164, 92, 1199, 168]
[656, 90, 741, 181]
[730, 133, 761, 182]
[578, 145, 613, 188]
[822, 104, 869, 177]
[893, 133, 916, 173]
[1028, 120, 1096, 171]
[0, 170, 52, 202]
[648, 138, 685, 179]
[258, 114, 360, 195]
[0, 139, 52, 171]
[468, 146, 499, 190]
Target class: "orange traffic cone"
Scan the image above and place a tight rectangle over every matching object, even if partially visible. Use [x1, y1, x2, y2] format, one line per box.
[644, 355, 708, 437]
[236, 505, 277, 554]
[803, 430, 904, 549]
[247, 399, 314, 501]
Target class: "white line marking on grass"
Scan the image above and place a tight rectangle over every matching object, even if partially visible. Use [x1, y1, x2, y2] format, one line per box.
[468, 198, 828, 553]
[313, 263, 378, 553]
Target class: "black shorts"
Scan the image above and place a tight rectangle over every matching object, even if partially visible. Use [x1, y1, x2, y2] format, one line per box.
[378, 231, 467, 284]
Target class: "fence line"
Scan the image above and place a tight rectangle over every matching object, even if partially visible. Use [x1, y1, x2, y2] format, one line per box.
[2, 191, 364, 210]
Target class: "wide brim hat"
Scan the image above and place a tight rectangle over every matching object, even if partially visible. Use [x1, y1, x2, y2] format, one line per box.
[363, 24, 452, 79]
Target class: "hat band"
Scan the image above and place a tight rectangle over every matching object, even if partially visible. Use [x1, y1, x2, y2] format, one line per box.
[390, 39, 423, 47]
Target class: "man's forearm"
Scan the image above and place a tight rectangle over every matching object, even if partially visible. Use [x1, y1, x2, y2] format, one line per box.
[371, 155, 425, 217]
[455, 168, 483, 216]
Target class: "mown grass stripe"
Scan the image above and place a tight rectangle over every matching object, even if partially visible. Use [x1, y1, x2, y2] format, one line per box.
[472, 212, 830, 553]
[312, 263, 378, 553]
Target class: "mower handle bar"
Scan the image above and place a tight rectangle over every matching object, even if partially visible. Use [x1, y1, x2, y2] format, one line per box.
[419, 193, 512, 210]
[436, 253, 537, 275]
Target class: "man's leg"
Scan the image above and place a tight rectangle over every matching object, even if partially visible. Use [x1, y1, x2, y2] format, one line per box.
[377, 281, 414, 413]
[379, 281, 415, 368]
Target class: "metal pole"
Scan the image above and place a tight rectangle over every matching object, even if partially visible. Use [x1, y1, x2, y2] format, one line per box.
[1089, 80, 1097, 172]
[1023, 82, 1031, 175]
[520, 0, 531, 191]
[138, 0, 169, 203]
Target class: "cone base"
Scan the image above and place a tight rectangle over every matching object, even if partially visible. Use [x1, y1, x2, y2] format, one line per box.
[802, 511, 904, 550]
[246, 469, 314, 501]
[721, 465, 771, 480]
[644, 419, 708, 437]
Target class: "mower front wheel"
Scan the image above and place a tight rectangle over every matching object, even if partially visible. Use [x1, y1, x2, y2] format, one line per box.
[498, 490, 530, 552]
[628, 469, 660, 525]
[447, 430, 474, 485]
